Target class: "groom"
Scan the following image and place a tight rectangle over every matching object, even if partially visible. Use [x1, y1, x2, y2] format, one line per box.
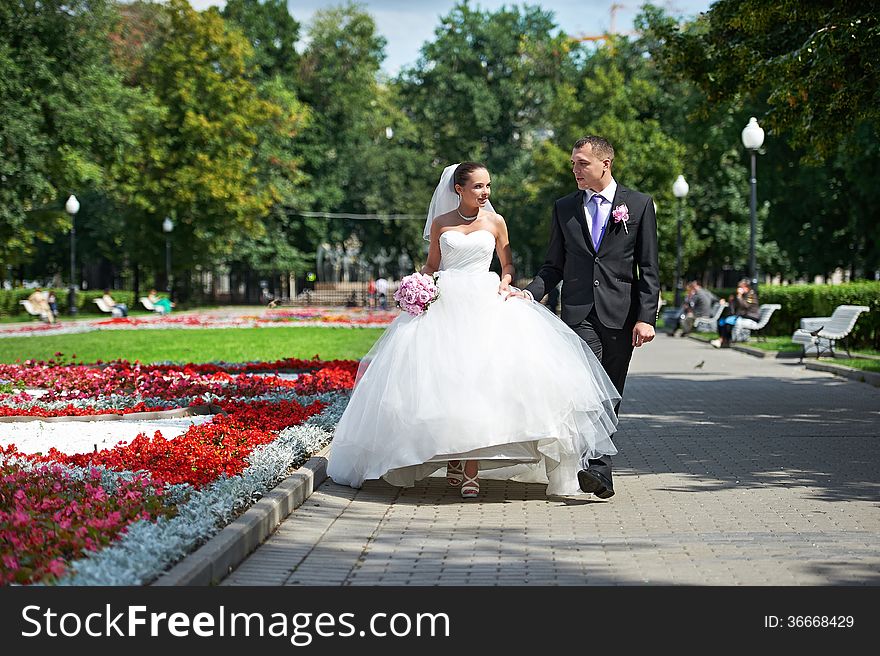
[518, 136, 660, 499]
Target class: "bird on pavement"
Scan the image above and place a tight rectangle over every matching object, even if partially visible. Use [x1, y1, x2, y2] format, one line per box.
[693, 360, 705, 369]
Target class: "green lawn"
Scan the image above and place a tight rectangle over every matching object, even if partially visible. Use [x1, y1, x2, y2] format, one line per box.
[0, 327, 384, 364]
[829, 359, 880, 373]
[734, 336, 803, 353]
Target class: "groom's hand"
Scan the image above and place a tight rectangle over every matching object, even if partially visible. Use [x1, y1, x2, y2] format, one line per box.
[500, 283, 522, 300]
[632, 321, 655, 348]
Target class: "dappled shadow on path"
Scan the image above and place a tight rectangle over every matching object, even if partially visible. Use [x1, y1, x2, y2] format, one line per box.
[614, 372, 880, 502]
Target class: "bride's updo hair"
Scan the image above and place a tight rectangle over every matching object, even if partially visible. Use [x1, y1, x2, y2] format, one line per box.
[453, 161, 487, 189]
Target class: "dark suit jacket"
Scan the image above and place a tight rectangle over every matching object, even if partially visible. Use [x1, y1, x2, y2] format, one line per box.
[524, 185, 660, 330]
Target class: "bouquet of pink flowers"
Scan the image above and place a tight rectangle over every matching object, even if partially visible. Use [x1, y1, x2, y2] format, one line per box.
[393, 272, 440, 317]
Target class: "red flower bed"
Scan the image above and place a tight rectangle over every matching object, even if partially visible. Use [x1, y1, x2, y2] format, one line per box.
[0, 451, 173, 585]
[31, 399, 326, 488]
[293, 361, 359, 395]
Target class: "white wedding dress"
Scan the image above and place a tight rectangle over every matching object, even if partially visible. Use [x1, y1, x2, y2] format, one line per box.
[327, 228, 620, 496]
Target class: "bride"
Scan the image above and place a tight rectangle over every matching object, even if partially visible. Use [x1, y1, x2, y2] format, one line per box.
[326, 162, 620, 497]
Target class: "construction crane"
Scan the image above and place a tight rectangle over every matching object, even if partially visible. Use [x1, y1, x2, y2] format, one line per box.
[570, 3, 636, 44]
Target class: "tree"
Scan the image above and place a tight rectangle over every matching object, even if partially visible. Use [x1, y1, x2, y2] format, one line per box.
[643, 3, 879, 282]
[400, 1, 574, 173]
[221, 0, 300, 81]
[0, 0, 139, 277]
[647, 0, 880, 160]
[114, 0, 301, 283]
[289, 3, 433, 279]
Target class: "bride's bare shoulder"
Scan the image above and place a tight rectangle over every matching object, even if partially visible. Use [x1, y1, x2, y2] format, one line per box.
[485, 210, 507, 229]
[431, 211, 457, 236]
[434, 210, 459, 228]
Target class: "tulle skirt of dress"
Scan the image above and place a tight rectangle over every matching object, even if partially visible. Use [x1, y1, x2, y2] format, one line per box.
[326, 269, 620, 496]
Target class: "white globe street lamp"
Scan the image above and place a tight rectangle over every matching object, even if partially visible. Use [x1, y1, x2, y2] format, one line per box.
[741, 117, 765, 292]
[672, 175, 689, 309]
[162, 217, 174, 297]
[65, 195, 80, 315]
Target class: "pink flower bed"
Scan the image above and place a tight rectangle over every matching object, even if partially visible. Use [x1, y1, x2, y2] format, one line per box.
[0, 458, 172, 585]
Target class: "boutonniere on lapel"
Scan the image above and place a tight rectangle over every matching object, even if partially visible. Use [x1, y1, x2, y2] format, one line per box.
[612, 203, 630, 234]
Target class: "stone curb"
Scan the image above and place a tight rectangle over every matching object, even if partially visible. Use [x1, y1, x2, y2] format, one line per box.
[804, 361, 880, 387]
[730, 344, 799, 359]
[0, 403, 221, 423]
[684, 334, 880, 386]
[151, 446, 330, 586]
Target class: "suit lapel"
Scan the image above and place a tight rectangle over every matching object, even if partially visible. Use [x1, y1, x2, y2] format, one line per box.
[599, 186, 627, 253]
[566, 190, 593, 253]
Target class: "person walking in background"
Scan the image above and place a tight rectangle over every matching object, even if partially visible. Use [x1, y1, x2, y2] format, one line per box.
[711, 278, 759, 348]
[375, 276, 389, 311]
[367, 277, 377, 310]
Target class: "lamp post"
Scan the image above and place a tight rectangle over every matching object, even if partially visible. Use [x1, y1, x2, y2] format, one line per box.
[672, 175, 689, 308]
[741, 117, 765, 294]
[65, 195, 80, 315]
[162, 217, 173, 298]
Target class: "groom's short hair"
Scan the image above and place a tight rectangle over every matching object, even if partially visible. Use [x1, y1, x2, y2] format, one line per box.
[573, 136, 614, 163]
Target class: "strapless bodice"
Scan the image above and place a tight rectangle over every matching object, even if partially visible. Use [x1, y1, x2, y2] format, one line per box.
[438, 229, 495, 273]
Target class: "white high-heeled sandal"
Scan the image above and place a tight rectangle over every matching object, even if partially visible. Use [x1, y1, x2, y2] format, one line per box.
[460, 464, 480, 499]
[447, 460, 464, 487]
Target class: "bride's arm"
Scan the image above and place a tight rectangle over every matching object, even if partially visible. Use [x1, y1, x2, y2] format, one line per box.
[420, 220, 442, 275]
[495, 216, 515, 292]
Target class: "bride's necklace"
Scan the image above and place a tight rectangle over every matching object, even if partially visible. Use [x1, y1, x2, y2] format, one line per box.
[457, 207, 479, 221]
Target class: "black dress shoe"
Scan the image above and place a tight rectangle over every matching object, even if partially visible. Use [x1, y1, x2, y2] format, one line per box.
[577, 468, 615, 499]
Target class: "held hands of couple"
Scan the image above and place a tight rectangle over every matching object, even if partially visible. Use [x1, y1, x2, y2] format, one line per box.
[632, 321, 655, 348]
[499, 284, 533, 301]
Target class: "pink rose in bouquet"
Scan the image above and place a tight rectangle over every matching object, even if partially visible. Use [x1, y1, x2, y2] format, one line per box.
[393, 272, 440, 317]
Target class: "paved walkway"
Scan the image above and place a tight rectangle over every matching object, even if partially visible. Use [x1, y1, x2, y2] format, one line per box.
[222, 334, 880, 585]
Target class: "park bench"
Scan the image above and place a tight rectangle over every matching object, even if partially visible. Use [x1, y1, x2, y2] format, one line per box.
[19, 299, 49, 321]
[139, 296, 168, 315]
[692, 302, 725, 333]
[94, 297, 125, 317]
[791, 304, 871, 360]
[731, 303, 782, 342]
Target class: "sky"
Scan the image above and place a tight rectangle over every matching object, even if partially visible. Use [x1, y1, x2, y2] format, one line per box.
[188, 0, 715, 76]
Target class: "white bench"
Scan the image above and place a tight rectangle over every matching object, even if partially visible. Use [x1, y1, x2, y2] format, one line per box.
[19, 299, 49, 321]
[731, 303, 781, 342]
[791, 304, 871, 359]
[692, 302, 725, 333]
[94, 297, 124, 317]
[139, 296, 167, 315]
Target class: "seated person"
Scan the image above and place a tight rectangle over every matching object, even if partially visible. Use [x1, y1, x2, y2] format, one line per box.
[102, 289, 129, 317]
[147, 288, 175, 313]
[711, 278, 760, 348]
[46, 291, 59, 318]
[27, 287, 55, 324]
[679, 281, 718, 336]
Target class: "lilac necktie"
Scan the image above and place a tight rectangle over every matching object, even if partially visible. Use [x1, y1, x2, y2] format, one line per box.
[588, 194, 603, 250]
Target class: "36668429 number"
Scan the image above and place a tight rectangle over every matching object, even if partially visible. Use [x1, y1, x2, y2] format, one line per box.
[764, 615, 854, 628]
